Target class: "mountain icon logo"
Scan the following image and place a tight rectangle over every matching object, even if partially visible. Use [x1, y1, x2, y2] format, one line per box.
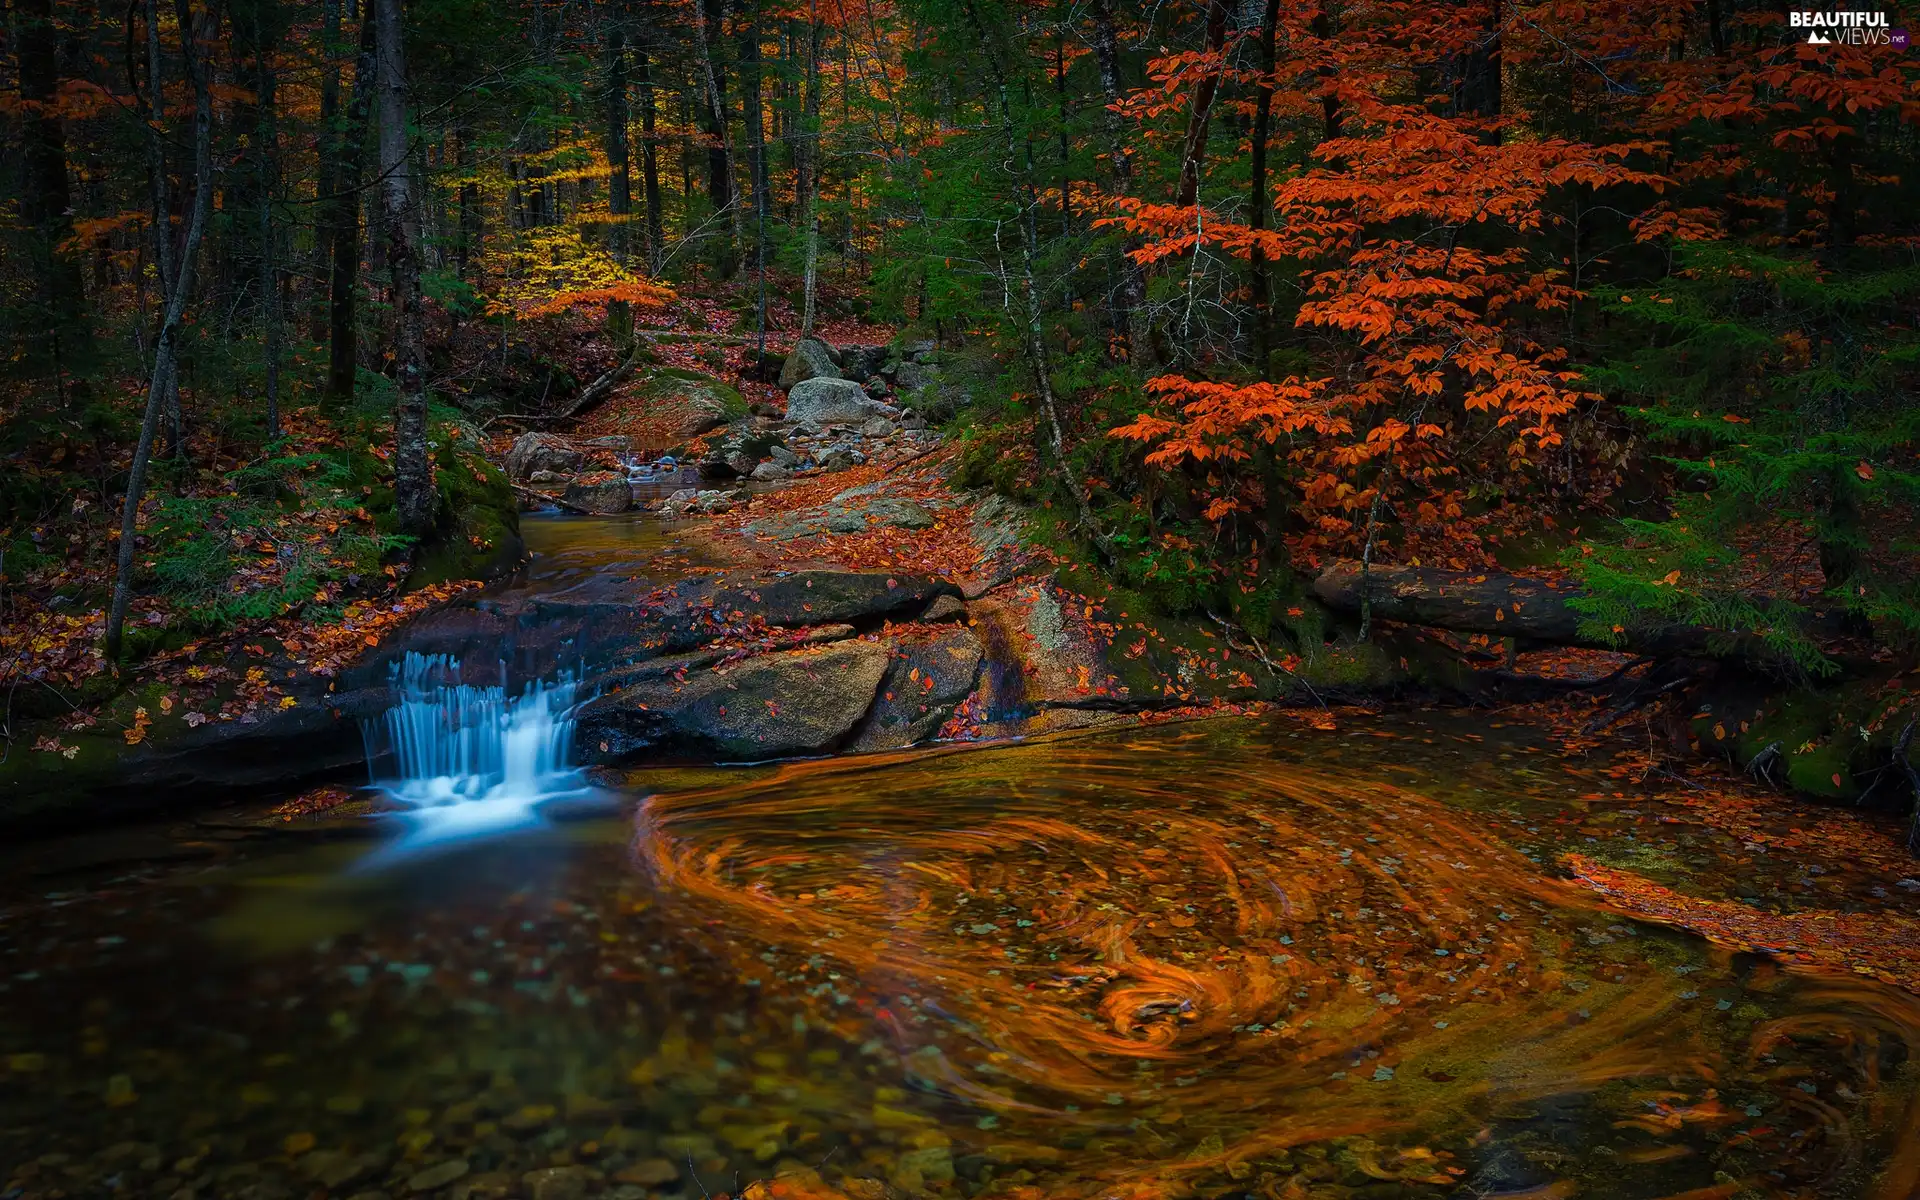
[1806, 28, 1831, 43]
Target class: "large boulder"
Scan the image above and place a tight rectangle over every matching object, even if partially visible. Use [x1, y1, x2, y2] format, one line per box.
[562, 474, 633, 514]
[838, 344, 890, 383]
[628, 370, 750, 446]
[891, 360, 936, 393]
[506, 432, 585, 482]
[698, 422, 783, 479]
[694, 571, 958, 630]
[778, 338, 841, 390]
[848, 627, 984, 751]
[577, 640, 891, 762]
[785, 378, 888, 429]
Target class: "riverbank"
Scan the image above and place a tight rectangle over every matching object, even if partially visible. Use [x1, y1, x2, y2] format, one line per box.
[7, 328, 1918, 863]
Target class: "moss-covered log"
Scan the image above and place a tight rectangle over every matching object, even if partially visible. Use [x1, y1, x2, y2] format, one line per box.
[1310, 560, 1847, 664]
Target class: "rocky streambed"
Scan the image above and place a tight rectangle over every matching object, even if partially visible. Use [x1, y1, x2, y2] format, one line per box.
[1, 486, 1315, 834]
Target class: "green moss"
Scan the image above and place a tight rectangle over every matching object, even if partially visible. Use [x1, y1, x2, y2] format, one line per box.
[634, 371, 748, 422]
[0, 729, 128, 825]
[409, 425, 525, 587]
[1690, 674, 1920, 803]
[1296, 639, 1404, 690]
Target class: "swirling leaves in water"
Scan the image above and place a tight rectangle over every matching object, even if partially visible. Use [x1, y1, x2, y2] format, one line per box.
[634, 730, 1920, 1199]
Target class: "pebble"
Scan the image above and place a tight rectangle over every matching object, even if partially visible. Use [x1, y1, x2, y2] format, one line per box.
[405, 1158, 470, 1192]
[313, 1151, 387, 1190]
[614, 1158, 679, 1186]
[501, 1102, 557, 1131]
[521, 1165, 595, 1200]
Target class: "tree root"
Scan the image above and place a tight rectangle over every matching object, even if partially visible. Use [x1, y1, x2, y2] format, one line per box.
[1745, 740, 1784, 787]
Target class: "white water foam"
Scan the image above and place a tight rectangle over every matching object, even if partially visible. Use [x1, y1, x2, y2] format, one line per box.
[362, 652, 592, 859]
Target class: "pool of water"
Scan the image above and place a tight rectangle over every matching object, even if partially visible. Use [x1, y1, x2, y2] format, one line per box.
[513, 511, 719, 590]
[3, 716, 1917, 1200]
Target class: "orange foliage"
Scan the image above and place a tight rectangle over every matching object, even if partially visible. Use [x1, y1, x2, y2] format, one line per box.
[1566, 854, 1920, 995]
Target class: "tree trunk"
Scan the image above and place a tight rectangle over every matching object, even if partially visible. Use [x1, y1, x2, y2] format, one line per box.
[455, 123, 481, 278]
[17, 0, 89, 383]
[1055, 34, 1072, 240]
[798, 13, 823, 336]
[375, 0, 436, 539]
[604, 5, 635, 345]
[109, 0, 215, 662]
[253, 0, 283, 438]
[635, 46, 665, 271]
[1174, 0, 1228, 209]
[312, 0, 342, 338]
[1312, 5, 1344, 154]
[1312, 562, 1852, 663]
[1454, 0, 1503, 136]
[141, 0, 188, 460]
[325, 11, 379, 405]
[1247, 0, 1279, 378]
[962, 0, 1113, 562]
[693, 0, 742, 264]
[1088, 0, 1153, 368]
[741, 2, 770, 354]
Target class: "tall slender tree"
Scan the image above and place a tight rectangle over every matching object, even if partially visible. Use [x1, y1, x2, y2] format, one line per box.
[16, 0, 88, 384]
[109, 0, 217, 660]
[323, 11, 378, 405]
[375, 0, 435, 537]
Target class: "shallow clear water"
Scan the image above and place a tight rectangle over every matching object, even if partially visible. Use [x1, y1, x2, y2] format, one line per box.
[3, 716, 1918, 1200]
[513, 511, 717, 589]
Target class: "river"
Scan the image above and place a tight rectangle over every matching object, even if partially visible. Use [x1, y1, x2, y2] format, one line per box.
[2, 516, 1916, 1200]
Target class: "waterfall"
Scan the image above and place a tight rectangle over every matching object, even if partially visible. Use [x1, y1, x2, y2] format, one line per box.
[362, 652, 591, 855]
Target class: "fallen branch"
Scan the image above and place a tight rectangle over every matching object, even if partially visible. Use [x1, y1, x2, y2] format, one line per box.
[558, 347, 644, 420]
[1892, 721, 1920, 853]
[1470, 653, 1655, 697]
[1746, 740, 1784, 787]
[1203, 609, 1327, 710]
[1579, 671, 1695, 737]
[511, 483, 592, 514]
[481, 412, 564, 429]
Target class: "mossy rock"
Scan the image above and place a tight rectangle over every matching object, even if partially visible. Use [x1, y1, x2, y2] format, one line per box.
[604, 371, 749, 446]
[1297, 637, 1407, 692]
[0, 729, 135, 826]
[903, 343, 1007, 424]
[1688, 671, 1920, 802]
[642, 372, 747, 420]
[410, 431, 525, 587]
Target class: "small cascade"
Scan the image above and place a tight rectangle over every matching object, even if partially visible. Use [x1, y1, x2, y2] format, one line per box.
[362, 652, 591, 855]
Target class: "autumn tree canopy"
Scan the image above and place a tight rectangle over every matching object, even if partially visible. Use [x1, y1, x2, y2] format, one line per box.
[1, 0, 1917, 671]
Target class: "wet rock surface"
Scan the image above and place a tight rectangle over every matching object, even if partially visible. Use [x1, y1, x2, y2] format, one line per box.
[696, 422, 784, 480]
[577, 639, 892, 762]
[560, 474, 633, 515]
[741, 493, 940, 542]
[506, 433, 586, 482]
[847, 626, 984, 752]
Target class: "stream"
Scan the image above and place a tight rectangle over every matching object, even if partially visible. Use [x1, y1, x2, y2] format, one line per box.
[3, 515, 1918, 1200]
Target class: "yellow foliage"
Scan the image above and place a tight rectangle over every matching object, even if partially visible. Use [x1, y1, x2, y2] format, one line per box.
[484, 224, 673, 320]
